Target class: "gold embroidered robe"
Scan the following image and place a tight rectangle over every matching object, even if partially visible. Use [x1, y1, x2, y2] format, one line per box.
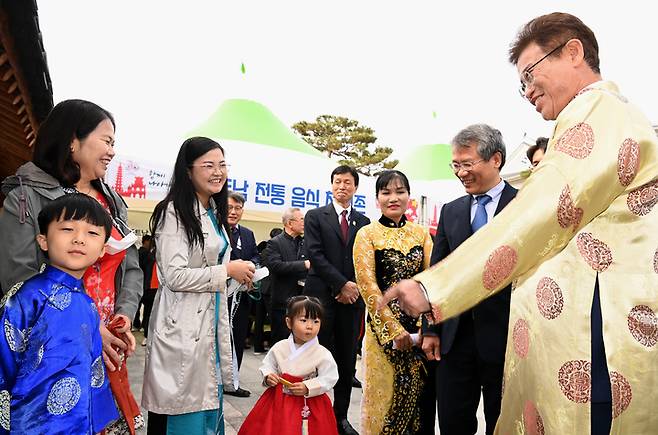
[416, 81, 658, 434]
[354, 216, 433, 434]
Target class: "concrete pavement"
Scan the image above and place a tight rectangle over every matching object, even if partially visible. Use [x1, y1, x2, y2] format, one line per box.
[127, 330, 485, 434]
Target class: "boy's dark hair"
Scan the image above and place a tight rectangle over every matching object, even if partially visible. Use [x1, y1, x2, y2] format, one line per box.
[286, 295, 324, 321]
[142, 234, 152, 243]
[38, 193, 113, 242]
[330, 165, 359, 187]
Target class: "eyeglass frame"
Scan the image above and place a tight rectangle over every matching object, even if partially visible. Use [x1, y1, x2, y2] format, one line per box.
[448, 159, 486, 173]
[188, 162, 231, 172]
[227, 204, 244, 212]
[518, 41, 568, 97]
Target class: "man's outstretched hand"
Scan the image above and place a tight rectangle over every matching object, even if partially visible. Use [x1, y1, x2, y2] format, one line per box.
[378, 279, 434, 318]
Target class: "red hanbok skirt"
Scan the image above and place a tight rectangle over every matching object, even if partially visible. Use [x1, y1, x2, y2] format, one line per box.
[238, 373, 338, 435]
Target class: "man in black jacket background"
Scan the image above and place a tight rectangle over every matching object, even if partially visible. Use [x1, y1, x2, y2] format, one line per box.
[226, 191, 260, 398]
[262, 207, 309, 344]
[303, 165, 370, 435]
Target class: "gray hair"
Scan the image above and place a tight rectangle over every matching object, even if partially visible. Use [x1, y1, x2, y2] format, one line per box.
[282, 207, 302, 225]
[451, 124, 506, 169]
[228, 191, 246, 205]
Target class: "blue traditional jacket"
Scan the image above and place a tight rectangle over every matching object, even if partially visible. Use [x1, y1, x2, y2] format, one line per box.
[0, 265, 118, 434]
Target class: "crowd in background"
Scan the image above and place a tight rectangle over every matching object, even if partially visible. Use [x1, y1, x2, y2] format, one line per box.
[1, 11, 657, 435]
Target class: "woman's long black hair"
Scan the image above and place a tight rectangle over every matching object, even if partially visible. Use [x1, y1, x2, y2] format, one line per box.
[149, 137, 229, 248]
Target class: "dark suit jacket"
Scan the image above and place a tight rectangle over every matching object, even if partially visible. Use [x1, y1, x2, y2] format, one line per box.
[427, 181, 517, 364]
[303, 203, 370, 304]
[230, 225, 260, 264]
[263, 232, 308, 309]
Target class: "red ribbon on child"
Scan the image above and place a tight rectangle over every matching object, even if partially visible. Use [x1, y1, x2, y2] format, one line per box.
[106, 315, 141, 435]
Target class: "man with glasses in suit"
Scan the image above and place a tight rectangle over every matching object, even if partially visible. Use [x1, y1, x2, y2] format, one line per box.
[421, 124, 516, 435]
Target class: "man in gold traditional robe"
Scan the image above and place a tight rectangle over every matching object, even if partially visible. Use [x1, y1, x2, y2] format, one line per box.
[381, 12, 658, 435]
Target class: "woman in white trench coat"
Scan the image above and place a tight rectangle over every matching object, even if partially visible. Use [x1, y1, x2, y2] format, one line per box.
[142, 137, 255, 435]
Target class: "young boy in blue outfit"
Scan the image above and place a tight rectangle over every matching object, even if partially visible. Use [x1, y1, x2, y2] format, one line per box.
[0, 193, 119, 434]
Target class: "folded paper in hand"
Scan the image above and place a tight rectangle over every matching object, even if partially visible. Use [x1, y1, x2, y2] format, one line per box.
[227, 266, 270, 295]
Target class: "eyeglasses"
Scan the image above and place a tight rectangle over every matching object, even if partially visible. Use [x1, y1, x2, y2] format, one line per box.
[228, 205, 243, 212]
[189, 162, 231, 172]
[449, 159, 485, 173]
[518, 42, 567, 97]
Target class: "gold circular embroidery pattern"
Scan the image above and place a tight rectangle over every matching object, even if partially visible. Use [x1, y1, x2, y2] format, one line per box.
[513, 319, 530, 358]
[610, 371, 633, 418]
[554, 122, 594, 159]
[536, 277, 564, 320]
[558, 360, 591, 404]
[627, 305, 658, 347]
[523, 400, 545, 435]
[617, 138, 640, 186]
[576, 233, 613, 272]
[627, 179, 658, 216]
[557, 185, 583, 232]
[482, 245, 517, 291]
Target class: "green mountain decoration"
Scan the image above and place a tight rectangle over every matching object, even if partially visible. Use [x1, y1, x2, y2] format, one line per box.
[188, 99, 323, 156]
[395, 143, 454, 180]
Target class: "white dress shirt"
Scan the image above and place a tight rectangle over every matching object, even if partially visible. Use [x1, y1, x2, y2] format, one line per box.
[469, 178, 505, 225]
[332, 200, 353, 225]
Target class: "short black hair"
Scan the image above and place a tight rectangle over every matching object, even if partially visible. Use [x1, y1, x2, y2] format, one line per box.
[38, 193, 113, 242]
[141, 234, 152, 243]
[526, 137, 549, 161]
[286, 295, 324, 321]
[330, 165, 359, 187]
[375, 170, 410, 196]
[269, 227, 283, 238]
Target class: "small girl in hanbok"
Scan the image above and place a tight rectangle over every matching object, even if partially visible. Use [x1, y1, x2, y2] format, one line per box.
[239, 296, 339, 435]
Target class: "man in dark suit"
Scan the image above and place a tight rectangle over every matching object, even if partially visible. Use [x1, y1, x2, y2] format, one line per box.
[226, 191, 260, 398]
[262, 207, 310, 344]
[421, 124, 517, 435]
[303, 165, 370, 435]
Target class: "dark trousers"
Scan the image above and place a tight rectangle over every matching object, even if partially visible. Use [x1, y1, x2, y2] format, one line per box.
[317, 299, 360, 420]
[133, 299, 143, 329]
[141, 289, 156, 338]
[591, 277, 612, 435]
[252, 294, 269, 351]
[270, 307, 289, 345]
[437, 315, 504, 435]
[147, 411, 167, 434]
[418, 359, 439, 435]
[228, 292, 251, 368]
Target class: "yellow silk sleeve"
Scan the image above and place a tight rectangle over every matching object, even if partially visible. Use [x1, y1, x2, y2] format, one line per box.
[353, 225, 405, 344]
[416, 83, 657, 321]
[422, 227, 433, 270]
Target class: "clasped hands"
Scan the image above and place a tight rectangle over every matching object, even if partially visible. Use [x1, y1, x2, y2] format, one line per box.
[335, 281, 359, 304]
[265, 373, 309, 396]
